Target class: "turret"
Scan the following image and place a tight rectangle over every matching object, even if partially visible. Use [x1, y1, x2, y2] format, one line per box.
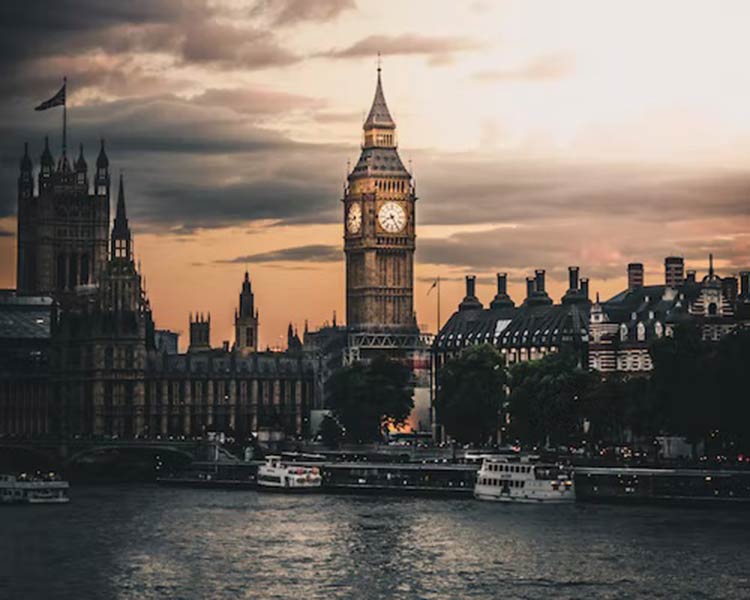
[95, 139, 110, 197]
[233, 270, 259, 352]
[111, 174, 132, 261]
[39, 136, 54, 190]
[75, 143, 88, 187]
[18, 143, 33, 199]
[189, 313, 211, 353]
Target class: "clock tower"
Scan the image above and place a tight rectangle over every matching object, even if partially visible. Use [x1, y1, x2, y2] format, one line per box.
[343, 66, 417, 333]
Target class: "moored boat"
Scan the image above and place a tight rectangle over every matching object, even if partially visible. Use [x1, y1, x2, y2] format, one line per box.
[257, 455, 322, 491]
[0, 473, 70, 504]
[474, 455, 575, 503]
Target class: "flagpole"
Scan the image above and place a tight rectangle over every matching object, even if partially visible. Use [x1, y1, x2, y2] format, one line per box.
[437, 275, 441, 333]
[62, 76, 67, 156]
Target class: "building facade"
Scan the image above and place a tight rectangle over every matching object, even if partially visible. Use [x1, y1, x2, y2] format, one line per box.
[589, 256, 750, 373]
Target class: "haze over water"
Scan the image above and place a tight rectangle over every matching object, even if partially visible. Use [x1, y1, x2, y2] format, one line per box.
[1, 486, 748, 599]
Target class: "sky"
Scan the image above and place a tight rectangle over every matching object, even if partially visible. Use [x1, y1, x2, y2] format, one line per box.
[1, 0, 749, 350]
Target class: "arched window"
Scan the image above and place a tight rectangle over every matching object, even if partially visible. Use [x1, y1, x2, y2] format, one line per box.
[104, 347, 114, 369]
[654, 321, 663, 338]
[708, 302, 718, 316]
[637, 322, 646, 342]
[620, 323, 628, 342]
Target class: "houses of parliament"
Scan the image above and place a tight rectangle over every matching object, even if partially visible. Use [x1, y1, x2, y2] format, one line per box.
[0, 67, 428, 441]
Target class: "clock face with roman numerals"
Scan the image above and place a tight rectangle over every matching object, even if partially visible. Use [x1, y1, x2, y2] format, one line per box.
[378, 201, 406, 233]
[346, 203, 362, 234]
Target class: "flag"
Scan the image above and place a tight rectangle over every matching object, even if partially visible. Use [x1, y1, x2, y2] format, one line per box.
[427, 278, 438, 295]
[35, 81, 66, 111]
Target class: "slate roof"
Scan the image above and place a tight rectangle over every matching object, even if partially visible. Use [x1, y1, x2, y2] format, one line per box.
[363, 70, 395, 130]
[349, 147, 409, 180]
[434, 301, 590, 351]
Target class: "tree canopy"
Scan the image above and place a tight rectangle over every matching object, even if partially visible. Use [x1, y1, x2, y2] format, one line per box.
[326, 356, 414, 443]
[436, 344, 506, 445]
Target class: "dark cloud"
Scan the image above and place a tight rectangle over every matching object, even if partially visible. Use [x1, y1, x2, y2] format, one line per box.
[218, 244, 341, 264]
[180, 23, 298, 69]
[322, 34, 482, 64]
[253, 0, 356, 26]
[474, 54, 573, 82]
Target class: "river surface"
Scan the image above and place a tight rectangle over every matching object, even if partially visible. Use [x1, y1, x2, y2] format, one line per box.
[1, 485, 749, 599]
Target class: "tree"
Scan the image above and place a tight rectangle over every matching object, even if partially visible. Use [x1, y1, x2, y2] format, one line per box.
[318, 415, 344, 448]
[326, 356, 414, 443]
[436, 344, 506, 445]
[507, 351, 596, 448]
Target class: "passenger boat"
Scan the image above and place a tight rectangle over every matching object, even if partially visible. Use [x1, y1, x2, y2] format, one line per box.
[474, 455, 575, 503]
[0, 473, 70, 504]
[257, 455, 322, 491]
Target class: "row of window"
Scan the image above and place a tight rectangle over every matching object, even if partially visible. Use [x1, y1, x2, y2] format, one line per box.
[485, 463, 532, 474]
[479, 478, 526, 488]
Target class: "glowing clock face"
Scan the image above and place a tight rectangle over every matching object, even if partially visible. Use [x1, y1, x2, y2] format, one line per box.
[378, 201, 406, 233]
[346, 202, 362, 234]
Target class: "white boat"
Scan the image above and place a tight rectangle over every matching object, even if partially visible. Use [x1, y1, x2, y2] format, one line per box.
[474, 455, 575, 503]
[0, 473, 70, 504]
[257, 455, 322, 491]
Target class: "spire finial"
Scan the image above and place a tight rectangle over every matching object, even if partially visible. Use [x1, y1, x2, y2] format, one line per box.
[377, 51, 382, 74]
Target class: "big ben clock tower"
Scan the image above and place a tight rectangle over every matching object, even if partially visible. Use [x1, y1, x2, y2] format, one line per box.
[343, 66, 417, 336]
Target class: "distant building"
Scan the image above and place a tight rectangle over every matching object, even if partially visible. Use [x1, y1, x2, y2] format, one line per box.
[1, 138, 315, 441]
[434, 267, 591, 370]
[589, 255, 749, 373]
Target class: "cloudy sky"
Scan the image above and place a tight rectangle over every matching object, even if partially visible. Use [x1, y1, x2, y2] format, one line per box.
[1, 0, 749, 349]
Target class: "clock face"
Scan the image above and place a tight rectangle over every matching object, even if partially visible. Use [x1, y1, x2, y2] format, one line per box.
[378, 201, 406, 233]
[346, 203, 362, 234]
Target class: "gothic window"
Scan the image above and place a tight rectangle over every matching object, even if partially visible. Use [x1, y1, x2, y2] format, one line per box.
[620, 323, 628, 342]
[125, 347, 134, 369]
[104, 347, 114, 369]
[636, 322, 646, 342]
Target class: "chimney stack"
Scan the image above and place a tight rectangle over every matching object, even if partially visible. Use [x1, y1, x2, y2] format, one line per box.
[526, 277, 535, 299]
[535, 269, 546, 294]
[458, 275, 483, 311]
[580, 277, 590, 300]
[497, 272, 507, 296]
[686, 270, 696, 283]
[490, 272, 515, 309]
[665, 256, 685, 288]
[568, 266, 580, 291]
[628, 263, 644, 290]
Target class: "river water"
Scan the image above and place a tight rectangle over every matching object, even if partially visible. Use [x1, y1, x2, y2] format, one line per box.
[1, 485, 748, 599]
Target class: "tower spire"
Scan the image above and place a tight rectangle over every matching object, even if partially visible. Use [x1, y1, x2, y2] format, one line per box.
[363, 60, 396, 132]
[111, 173, 132, 260]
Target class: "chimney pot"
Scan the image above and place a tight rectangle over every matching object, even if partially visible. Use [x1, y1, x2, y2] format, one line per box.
[466, 275, 476, 298]
[497, 273, 507, 295]
[526, 277, 535, 299]
[568, 266, 580, 291]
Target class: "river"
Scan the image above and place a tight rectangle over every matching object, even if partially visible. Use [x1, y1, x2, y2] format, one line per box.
[1, 485, 748, 599]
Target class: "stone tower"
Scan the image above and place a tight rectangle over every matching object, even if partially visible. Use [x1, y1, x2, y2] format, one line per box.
[343, 66, 417, 332]
[16, 138, 110, 298]
[234, 271, 259, 353]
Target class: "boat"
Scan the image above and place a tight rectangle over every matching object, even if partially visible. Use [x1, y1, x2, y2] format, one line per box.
[474, 455, 575, 503]
[0, 473, 70, 504]
[257, 455, 322, 491]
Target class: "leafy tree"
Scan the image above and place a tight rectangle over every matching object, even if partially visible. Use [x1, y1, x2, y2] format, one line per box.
[326, 356, 414, 443]
[507, 351, 596, 448]
[436, 344, 506, 445]
[318, 415, 344, 448]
